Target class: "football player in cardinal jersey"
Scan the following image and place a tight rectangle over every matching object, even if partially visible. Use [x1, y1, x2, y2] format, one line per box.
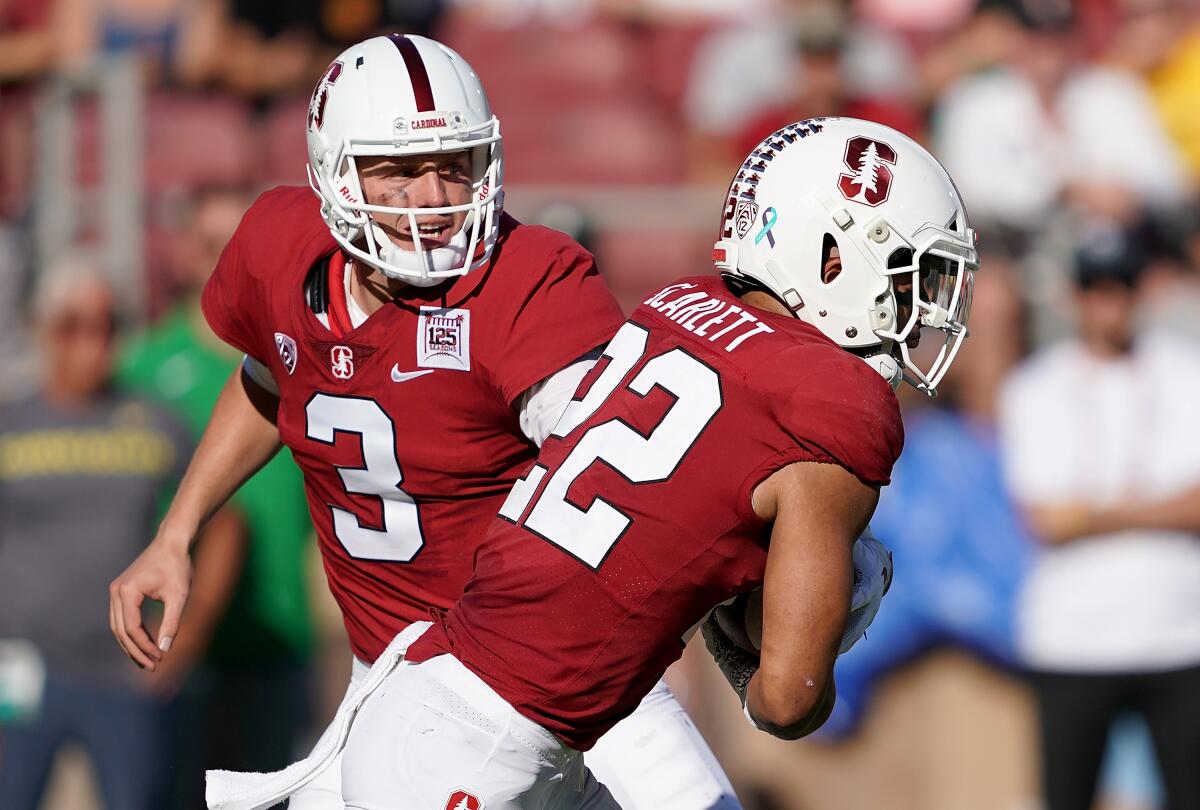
[109, 35, 742, 810]
[306, 117, 978, 809]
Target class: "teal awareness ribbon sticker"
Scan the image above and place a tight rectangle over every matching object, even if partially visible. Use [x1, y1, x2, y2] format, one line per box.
[754, 207, 778, 248]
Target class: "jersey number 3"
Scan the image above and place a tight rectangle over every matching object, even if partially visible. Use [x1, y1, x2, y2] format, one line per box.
[499, 322, 722, 569]
[305, 394, 425, 562]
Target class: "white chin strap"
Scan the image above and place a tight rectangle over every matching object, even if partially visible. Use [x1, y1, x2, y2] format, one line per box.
[862, 351, 903, 390]
[369, 220, 472, 286]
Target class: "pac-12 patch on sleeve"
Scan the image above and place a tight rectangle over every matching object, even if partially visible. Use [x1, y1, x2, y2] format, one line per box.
[418, 307, 471, 372]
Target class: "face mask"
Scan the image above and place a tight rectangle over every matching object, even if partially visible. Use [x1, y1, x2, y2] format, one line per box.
[369, 216, 473, 286]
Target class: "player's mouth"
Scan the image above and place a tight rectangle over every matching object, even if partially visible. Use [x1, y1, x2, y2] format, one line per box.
[382, 219, 456, 249]
[410, 220, 454, 248]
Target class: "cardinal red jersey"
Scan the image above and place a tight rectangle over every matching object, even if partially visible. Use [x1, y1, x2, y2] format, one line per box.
[407, 275, 904, 749]
[201, 186, 625, 662]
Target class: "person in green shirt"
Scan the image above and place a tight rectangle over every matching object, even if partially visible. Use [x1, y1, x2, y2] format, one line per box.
[118, 187, 317, 807]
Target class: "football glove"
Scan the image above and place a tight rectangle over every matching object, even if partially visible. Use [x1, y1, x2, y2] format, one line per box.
[701, 611, 758, 709]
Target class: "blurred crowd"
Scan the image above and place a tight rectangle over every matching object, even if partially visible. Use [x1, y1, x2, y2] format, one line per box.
[3, 0, 1200, 809]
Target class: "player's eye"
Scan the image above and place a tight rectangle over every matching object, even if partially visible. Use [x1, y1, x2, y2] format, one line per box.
[440, 160, 470, 180]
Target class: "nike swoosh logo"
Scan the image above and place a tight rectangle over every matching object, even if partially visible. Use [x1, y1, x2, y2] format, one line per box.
[391, 366, 435, 383]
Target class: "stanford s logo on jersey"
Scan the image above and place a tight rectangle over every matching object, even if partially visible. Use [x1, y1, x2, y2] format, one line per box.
[330, 345, 354, 379]
[838, 136, 897, 207]
[445, 789, 483, 810]
[308, 60, 343, 131]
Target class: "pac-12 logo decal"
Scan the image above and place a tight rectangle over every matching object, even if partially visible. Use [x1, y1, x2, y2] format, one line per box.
[274, 332, 297, 375]
[308, 60, 343, 131]
[734, 200, 758, 239]
[330, 345, 354, 380]
[838, 136, 897, 207]
[445, 789, 483, 810]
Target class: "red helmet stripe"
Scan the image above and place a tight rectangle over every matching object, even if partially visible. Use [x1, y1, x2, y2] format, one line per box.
[389, 34, 436, 112]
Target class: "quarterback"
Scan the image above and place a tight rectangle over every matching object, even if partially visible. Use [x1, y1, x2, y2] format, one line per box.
[110, 35, 740, 809]
[316, 117, 979, 807]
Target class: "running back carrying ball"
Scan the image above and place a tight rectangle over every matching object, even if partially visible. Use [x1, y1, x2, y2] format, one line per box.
[710, 533, 893, 656]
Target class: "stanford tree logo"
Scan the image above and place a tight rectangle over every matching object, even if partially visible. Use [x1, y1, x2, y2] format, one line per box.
[838, 136, 897, 207]
[308, 61, 343, 131]
[445, 789, 483, 810]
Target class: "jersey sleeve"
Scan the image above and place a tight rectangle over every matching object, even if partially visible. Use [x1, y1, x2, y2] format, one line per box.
[487, 240, 625, 406]
[740, 352, 904, 510]
[200, 213, 270, 364]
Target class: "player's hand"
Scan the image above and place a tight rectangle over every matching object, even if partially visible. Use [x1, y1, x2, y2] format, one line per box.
[701, 611, 759, 705]
[109, 537, 193, 671]
[841, 532, 893, 654]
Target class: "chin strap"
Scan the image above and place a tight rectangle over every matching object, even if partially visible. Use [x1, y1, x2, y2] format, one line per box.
[861, 351, 903, 390]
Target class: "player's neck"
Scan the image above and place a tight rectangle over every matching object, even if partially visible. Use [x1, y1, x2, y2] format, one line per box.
[739, 290, 793, 319]
[347, 259, 409, 316]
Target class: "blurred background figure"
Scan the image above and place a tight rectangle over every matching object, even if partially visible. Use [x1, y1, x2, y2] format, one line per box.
[999, 226, 1200, 810]
[935, 0, 1188, 247]
[0, 260, 236, 810]
[117, 187, 318, 809]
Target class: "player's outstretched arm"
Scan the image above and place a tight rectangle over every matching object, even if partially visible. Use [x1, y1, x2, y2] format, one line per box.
[109, 367, 283, 671]
[746, 461, 880, 740]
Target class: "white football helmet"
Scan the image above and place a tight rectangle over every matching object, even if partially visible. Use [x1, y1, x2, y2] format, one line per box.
[306, 34, 503, 286]
[713, 117, 978, 393]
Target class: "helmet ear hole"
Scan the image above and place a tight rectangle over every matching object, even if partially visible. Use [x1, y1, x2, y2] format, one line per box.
[887, 247, 914, 269]
[821, 233, 842, 284]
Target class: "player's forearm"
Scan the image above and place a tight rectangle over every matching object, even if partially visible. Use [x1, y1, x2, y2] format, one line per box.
[158, 369, 282, 551]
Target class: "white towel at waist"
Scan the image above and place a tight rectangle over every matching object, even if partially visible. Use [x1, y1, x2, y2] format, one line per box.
[205, 621, 432, 810]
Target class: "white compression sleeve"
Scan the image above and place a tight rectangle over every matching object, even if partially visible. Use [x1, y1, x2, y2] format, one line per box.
[516, 350, 603, 447]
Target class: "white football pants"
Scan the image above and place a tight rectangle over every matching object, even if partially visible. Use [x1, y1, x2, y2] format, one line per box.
[341, 652, 616, 809]
[288, 658, 740, 810]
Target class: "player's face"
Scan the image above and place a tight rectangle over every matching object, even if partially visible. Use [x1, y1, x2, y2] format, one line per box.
[822, 244, 842, 284]
[1076, 277, 1136, 352]
[892, 257, 942, 350]
[42, 283, 117, 398]
[358, 151, 472, 250]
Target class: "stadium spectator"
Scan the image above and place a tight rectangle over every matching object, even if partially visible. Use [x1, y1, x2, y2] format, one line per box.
[0, 260, 237, 810]
[177, 0, 446, 96]
[0, 0, 64, 81]
[999, 226, 1200, 810]
[1147, 3, 1200, 180]
[118, 187, 319, 808]
[684, 1, 918, 182]
[935, 2, 1188, 238]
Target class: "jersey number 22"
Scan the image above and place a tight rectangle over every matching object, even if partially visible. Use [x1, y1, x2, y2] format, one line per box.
[500, 322, 722, 569]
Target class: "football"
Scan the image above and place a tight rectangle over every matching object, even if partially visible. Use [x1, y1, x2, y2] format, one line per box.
[713, 588, 763, 653]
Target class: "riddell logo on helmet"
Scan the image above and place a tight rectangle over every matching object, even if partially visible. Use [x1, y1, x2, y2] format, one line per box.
[838, 136, 897, 207]
[308, 61, 343, 131]
[445, 789, 483, 810]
